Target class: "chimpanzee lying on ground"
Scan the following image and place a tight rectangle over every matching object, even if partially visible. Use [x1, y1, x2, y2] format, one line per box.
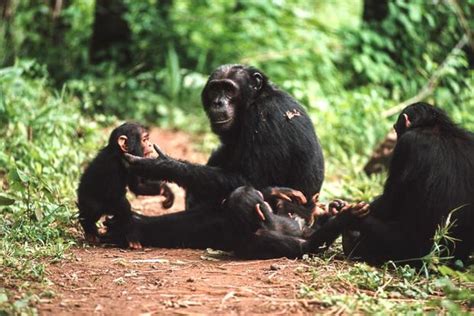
[77, 122, 174, 249]
[104, 64, 325, 251]
[225, 186, 341, 259]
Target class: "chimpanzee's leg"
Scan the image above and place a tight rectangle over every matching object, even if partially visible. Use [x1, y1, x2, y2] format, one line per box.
[77, 199, 102, 242]
[131, 208, 240, 251]
[111, 197, 143, 249]
[235, 230, 306, 259]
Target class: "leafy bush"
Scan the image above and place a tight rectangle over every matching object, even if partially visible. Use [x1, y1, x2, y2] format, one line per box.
[342, 0, 472, 101]
[68, 48, 208, 130]
[0, 60, 106, 285]
[0, 0, 94, 81]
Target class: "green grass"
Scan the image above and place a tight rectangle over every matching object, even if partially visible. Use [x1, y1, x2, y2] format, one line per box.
[299, 254, 474, 314]
[0, 61, 108, 314]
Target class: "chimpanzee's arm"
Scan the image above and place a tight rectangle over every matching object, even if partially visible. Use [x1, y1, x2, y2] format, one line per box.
[125, 155, 249, 199]
[128, 177, 164, 196]
[127, 176, 175, 209]
[304, 213, 353, 252]
[353, 216, 405, 245]
[235, 230, 306, 259]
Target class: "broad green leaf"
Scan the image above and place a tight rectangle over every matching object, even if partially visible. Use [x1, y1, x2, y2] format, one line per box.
[0, 193, 15, 206]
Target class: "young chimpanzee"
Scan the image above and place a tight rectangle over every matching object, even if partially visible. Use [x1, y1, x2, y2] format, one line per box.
[77, 122, 174, 249]
[225, 186, 306, 259]
[225, 186, 339, 259]
[322, 102, 474, 265]
[261, 187, 329, 228]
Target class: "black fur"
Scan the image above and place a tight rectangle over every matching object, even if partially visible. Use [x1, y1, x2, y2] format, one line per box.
[77, 122, 174, 245]
[322, 103, 474, 265]
[109, 65, 324, 251]
[225, 186, 340, 259]
[242, 102, 474, 262]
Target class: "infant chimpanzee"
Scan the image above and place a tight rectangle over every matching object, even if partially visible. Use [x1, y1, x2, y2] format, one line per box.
[77, 122, 174, 249]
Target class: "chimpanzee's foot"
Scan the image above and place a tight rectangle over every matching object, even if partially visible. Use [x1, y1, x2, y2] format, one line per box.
[128, 240, 143, 250]
[85, 233, 100, 244]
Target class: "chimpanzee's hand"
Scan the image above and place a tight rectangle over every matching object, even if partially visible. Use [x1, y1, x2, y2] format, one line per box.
[122, 153, 165, 177]
[328, 199, 347, 215]
[153, 144, 171, 161]
[160, 183, 175, 209]
[309, 192, 328, 217]
[123, 153, 144, 168]
[338, 201, 370, 218]
[350, 202, 370, 218]
[265, 187, 307, 205]
[123, 148, 178, 180]
[255, 201, 273, 222]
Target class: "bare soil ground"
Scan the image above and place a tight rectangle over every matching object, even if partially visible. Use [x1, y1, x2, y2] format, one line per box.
[37, 128, 325, 315]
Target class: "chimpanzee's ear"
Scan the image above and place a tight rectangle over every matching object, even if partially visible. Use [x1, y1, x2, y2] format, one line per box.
[403, 114, 411, 128]
[117, 135, 128, 153]
[252, 72, 263, 91]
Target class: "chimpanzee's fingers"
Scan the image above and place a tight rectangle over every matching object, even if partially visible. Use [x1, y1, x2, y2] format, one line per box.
[153, 144, 169, 160]
[85, 234, 100, 244]
[124, 152, 141, 163]
[128, 241, 143, 250]
[275, 192, 292, 202]
[312, 204, 327, 217]
[290, 190, 307, 205]
[160, 185, 175, 209]
[353, 203, 370, 218]
[328, 199, 346, 212]
[162, 194, 174, 209]
[340, 203, 354, 213]
[329, 208, 337, 215]
[271, 187, 306, 204]
[255, 204, 266, 221]
[359, 205, 370, 217]
[262, 202, 274, 216]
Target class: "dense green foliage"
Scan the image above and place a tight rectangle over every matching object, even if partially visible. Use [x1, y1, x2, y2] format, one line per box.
[0, 0, 473, 313]
[0, 61, 111, 313]
[2, 0, 472, 163]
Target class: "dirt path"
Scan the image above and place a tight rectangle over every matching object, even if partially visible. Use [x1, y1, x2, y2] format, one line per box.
[38, 128, 324, 315]
[40, 249, 321, 314]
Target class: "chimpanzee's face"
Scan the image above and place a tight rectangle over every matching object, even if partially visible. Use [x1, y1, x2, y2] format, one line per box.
[202, 78, 241, 133]
[140, 131, 154, 158]
[201, 65, 264, 135]
[114, 123, 155, 158]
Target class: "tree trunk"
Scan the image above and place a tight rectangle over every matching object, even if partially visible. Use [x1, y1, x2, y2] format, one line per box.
[362, 0, 389, 23]
[90, 0, 131, 65]
[1, 0, 15, 66]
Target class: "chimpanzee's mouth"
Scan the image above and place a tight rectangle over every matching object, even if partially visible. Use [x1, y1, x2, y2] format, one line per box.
[212, 118, 232, 125]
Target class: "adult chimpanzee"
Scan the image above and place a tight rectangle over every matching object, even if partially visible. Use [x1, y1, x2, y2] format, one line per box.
[321, 102, 474, 265]
[77, 122, 174, 249]
[106, 64, 324, 251]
